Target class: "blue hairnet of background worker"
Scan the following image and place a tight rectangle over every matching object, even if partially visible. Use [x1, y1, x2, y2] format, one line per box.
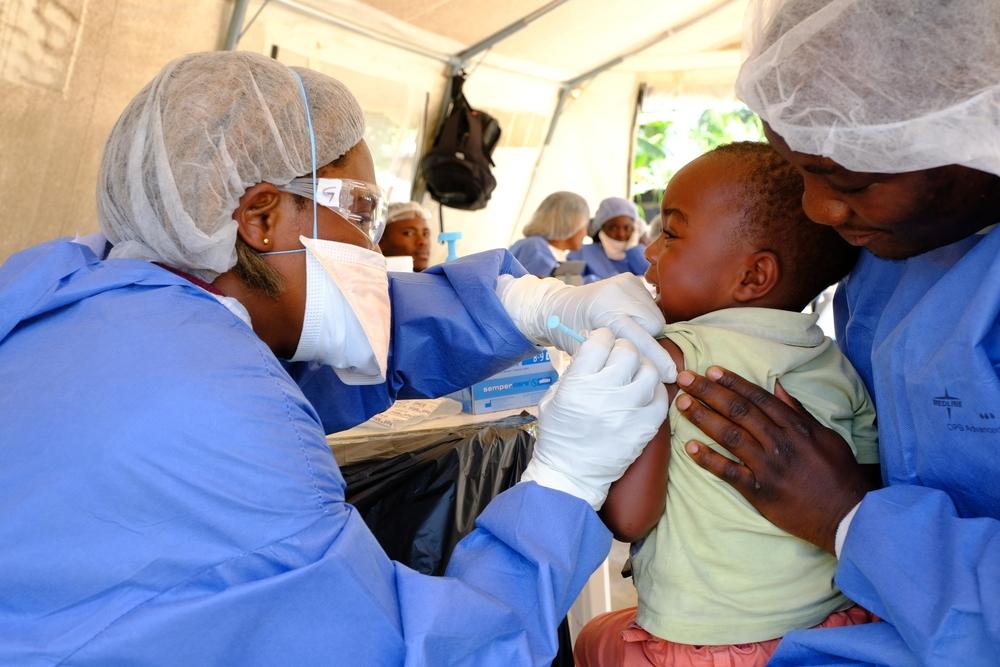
[671, 0, 1000, 664]
[569, 196, 650, 281]
[0, 51, 679, 665]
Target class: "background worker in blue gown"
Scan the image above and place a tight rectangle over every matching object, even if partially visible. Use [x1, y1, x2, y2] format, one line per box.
[508, 190, 590, 278]
[0, 51, 676, 665]
[570, 196, 650, 281]
[672, 0, 1000, 664]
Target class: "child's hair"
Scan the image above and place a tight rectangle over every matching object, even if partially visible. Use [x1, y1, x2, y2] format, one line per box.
[707, 142, 859, 310]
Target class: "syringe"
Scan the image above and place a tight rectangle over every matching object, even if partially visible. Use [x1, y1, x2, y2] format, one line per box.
[545, 315, 586, 344]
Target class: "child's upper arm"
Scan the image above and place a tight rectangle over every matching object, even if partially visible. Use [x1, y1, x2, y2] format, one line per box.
[598, 336, 685, 543]
[659, 336, 685, 401]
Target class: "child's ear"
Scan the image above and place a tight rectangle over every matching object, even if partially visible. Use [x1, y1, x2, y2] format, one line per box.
[732, 250, 780, 303]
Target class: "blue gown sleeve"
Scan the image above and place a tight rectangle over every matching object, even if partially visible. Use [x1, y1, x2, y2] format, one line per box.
[67, 482, 610, 667]
[771, 487, 1000, 666]
[510, 237, 559, 277]
[288, 249, 537, 433]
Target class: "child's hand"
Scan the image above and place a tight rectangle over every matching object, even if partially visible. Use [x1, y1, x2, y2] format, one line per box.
[673, 366, 878, 555]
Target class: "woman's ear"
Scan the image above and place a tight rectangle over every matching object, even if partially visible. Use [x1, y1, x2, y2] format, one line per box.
[732, 250, 780, 303]
[232, 183, 283, 252]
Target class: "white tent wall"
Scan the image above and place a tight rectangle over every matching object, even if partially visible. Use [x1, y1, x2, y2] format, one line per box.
[0, 0, 233, 263]
[512, 70, 640, 246]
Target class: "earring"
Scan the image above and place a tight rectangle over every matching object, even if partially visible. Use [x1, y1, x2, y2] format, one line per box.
[263, 238, 270, 245]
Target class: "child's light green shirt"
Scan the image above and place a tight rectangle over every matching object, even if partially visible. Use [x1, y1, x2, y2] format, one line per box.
[632, 308, 878, 645]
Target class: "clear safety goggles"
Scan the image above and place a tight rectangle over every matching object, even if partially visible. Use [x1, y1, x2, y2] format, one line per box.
[278, 177, 388, 245]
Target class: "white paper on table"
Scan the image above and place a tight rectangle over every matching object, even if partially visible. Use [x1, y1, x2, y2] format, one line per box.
[364, 397, 463, 430]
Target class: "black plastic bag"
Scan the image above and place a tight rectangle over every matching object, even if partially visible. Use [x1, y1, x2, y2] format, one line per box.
[336, 413, 536, 575]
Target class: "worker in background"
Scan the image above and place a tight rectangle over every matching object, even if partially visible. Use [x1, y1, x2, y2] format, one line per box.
[379, 201, 431, 271]
[0, 51, 675, 665]
[676, 0, 1000, 663]
[570, 196, 650, 281]
[509, 191, 589, 278]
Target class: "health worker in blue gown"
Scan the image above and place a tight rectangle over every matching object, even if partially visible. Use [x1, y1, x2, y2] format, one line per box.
[672, 1, 1000, 664]
[509, 191, 590, 278]
[569, 197, 649, 281]
[0, 51, 677, 666]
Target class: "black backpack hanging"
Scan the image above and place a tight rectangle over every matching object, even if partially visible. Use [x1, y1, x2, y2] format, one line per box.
[419, 74, 500, 210]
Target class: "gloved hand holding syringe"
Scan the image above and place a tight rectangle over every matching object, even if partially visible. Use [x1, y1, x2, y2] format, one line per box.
[520, 323, 668, 510]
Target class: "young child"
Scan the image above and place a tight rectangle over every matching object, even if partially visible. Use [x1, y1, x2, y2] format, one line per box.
[574, 142, 879, 666]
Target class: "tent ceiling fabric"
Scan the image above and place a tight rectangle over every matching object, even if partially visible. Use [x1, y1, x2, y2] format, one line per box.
[355, 0, 551, 46]
[356, 0, 748, 84]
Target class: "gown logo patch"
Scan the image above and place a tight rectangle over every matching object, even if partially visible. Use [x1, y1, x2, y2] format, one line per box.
[932, 388, 962, 419]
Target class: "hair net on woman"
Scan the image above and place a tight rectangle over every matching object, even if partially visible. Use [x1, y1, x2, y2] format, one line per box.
[97, 51, 366, 280]
[522, 191, 590, 240]
[588, 197, 637, 237]
[737, 0, 1000, 177]
[386, 201, 431, 225]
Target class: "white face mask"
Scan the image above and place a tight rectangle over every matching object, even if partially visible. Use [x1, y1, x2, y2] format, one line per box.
[598, 229, 630, 261]
[548, 244, 570, 263]
[290, 236, 390, 385]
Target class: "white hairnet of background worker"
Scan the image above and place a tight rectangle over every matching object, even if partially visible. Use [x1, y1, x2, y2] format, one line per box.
[0, 50, 674, 665]
[669, 1, 1000, 665]
[509, 191, 590, 278]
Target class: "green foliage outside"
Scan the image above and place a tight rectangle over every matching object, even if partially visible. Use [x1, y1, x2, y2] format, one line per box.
[632, 105, 764, 218]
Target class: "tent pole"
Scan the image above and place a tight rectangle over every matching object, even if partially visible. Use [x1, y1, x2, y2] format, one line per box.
[222, 0, 250, 50]
[509, 85, 570, 243]
[510, 0, 736, 236]
[454, 0, 571, 62]
[273, 0, 455, 64]
[414, 0, 572, 200]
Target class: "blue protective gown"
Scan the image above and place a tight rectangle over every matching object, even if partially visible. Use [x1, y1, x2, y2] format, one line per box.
[769, 225, 1000, 666]
[0, 239, 611, 666]
[509, 235, 559, 277]
[568, 242, 649, 281]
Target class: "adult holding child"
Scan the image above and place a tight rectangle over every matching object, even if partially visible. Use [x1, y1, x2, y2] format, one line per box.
[676, 0, 1000, 663]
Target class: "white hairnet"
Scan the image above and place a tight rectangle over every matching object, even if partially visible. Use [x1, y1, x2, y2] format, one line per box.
[97, 51, 366, 280]
[522, 191, 589, 240]
[737, 0, 1000, 177]
[588, 197, 637, 237]
[386, 201, 431, 225]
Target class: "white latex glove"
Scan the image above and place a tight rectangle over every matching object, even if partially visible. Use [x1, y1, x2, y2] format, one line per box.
[497, 273, 676, 382]
[520, 328, 669, 510]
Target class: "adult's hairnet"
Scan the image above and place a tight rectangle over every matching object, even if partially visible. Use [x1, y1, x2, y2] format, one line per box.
[737, 0, 1000, 177]
[387, 201, 431, 225]
[97, 51, 366, 280]
[588, 197, 637, 237]
[522, 191, 589, 241]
